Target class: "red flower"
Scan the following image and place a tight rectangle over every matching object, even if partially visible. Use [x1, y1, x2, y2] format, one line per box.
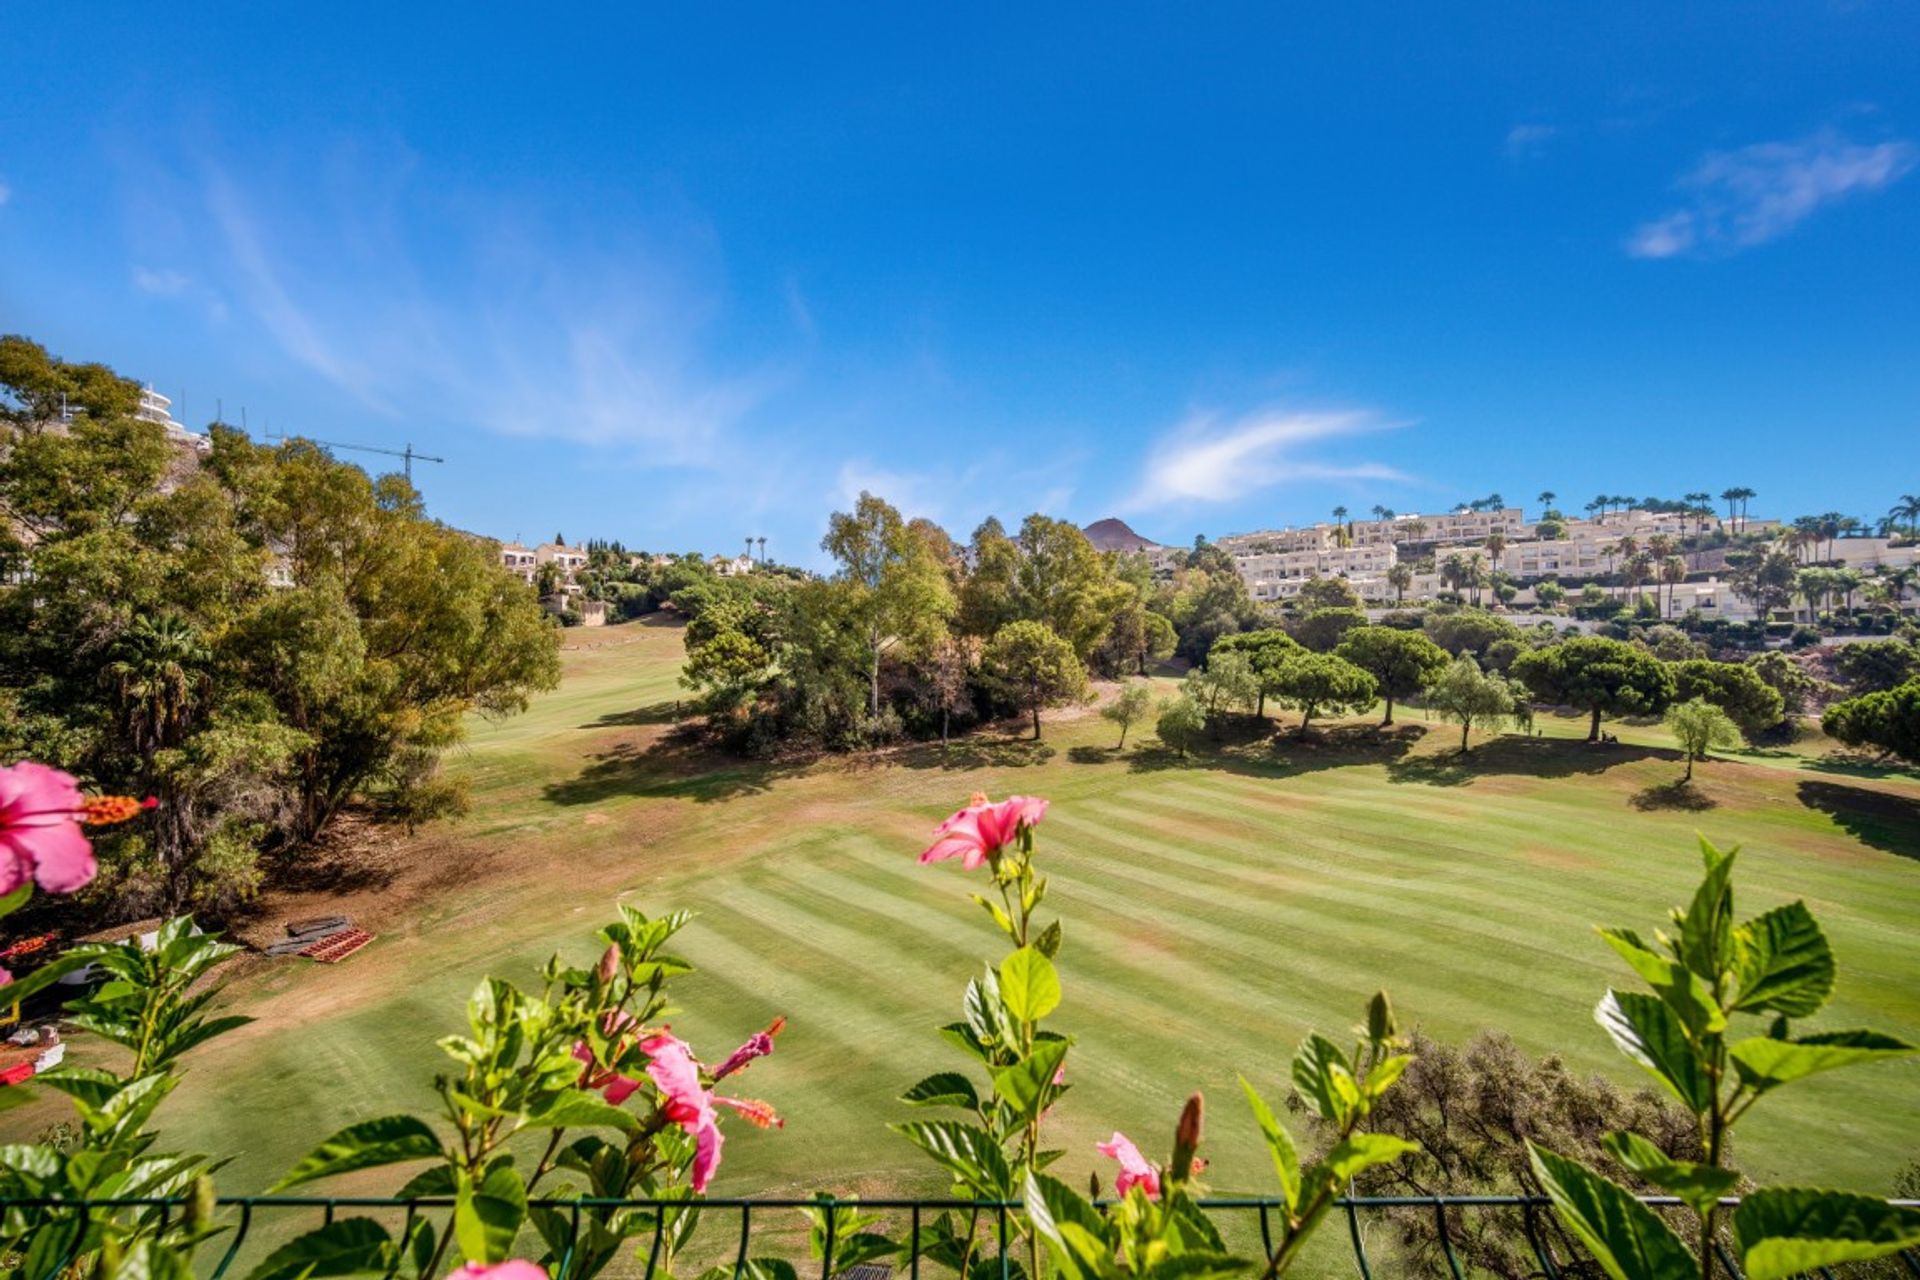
[0, 763, 96, 895]
[919, 794, 1048, 870]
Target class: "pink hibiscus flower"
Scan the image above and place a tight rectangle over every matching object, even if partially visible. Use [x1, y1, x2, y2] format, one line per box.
[450, 1263, 547, 1280]
[0, 762, 96, 895]
[713, 1016, 785, 1082]
[1096, 1131, 1162, 1200]
[919, 794, 1049, 869]
[641, 1032, 784, 1193]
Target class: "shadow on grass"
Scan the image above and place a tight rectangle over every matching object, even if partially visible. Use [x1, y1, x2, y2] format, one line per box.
[1797, 780, 1920, 860]
[1120, 722, 1423, 779]
[895, 737, 1057, 771]
[1630, 778, 1718, 811]
[1385, 735, 1663, 789]
[543, 727, 807, 805]
[1801, 752, 1920, 783]
[579, 699, 685, 729]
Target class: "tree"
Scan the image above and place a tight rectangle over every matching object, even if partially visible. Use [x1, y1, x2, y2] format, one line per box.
[1423, 609, 1521, 660]
[1210, 628, 1302, 718]
[1822, 679, 1920, 764]
[924, 633, 976, 746]
[1833, 638, 1920, 694]
[1511, 636, 1676, 741]
[1289, 606, 1366, 653]
[1664, 697, 1740, 779]
[1728, 545, 1797, 618]
[1155, 694, 1206, 759]
[1013, 514, 1130, 661]
[1746, 650, 1816, 718]
[1534, 580, 1567, 610]
[822, 492, 955, 717]
[983, 620, 1086, 740]
[1485, 530, 1507, 578]
[1336, 626, 1448, 726]
[1294, 574, 1364, 611]
[1101, 681, 1154, 750]
[1183, 649, 1258, 717]
[1888, 493, 1920, 539]
[1537, 489, 1557, 515]
[1669, 659, 1784, 737]
[1660, 554, 1687, 617]
[1387, 562, 1414, 604]
[1427, 654, 1514, 752]
[1265, 652, 1378, 737]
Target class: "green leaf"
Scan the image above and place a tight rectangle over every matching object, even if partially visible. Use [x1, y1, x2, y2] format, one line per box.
[1594, 991, 1712, 1112]
[901, 1072, 981, 1110]
[1729, 902, 1835, 1018]
[1677, 840, 1738, 979]
[1139, 1253, 1252, 1280]
[1735, 1187, 1920, 1280]
[991, 1038, 1071, 1117]
[271, 1115, 446, 1191]
[455, 1163, 528, 1264]
[964, 973, 1014, 1052]
[242, 1218, 395, 1280]
[1598, 927, 1727, 1035]
[523, 1091, 640, 1133]
[111, 1240, 198, 1280]
[1035, 920, 1063, 959]
[1364, 1053, 1414, 1100]
[1729, 1030, 1915, 1094]
[1600, 1132, 1739, 1217]
[0, 883, 31, 920]
[1238, 1076, 1299, 1212]
[1528, 1144, 1697, 1280]
[1024, 1171, 1112, 1280]
[999, 947, 1062, 1023]
[1317, 1133, 1418, 1183]
[1290, 1033, 1354, 1124]
[891, 1120, 1014, 1198]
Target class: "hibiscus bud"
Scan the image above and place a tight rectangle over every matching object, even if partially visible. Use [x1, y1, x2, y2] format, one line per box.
[1088, 1171, 1102, 1200]
[1171, 1092, 1203, 1183]
[1367, 990, 1397, 1045]
[595, 944, 621, 985]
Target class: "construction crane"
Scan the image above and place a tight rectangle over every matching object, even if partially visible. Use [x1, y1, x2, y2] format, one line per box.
[269, 432, 445, 481]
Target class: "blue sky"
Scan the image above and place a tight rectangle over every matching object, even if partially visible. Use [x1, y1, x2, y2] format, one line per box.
[2, 3, 1916, 564]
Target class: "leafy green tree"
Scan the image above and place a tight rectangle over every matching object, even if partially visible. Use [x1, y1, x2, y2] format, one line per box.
[1512, 636, 1676, 741]
[1013, 515, 1131, 661]
[984, 620, 1087, 740]
[1155, 693, 1207, 758]
[1822, 680, 1920, 764]
[1266, 652, 1378, 736]
[1528, 839, 1919, 1280]
[1336, 626, 1449, 725]
[1183, 648, 1259, 717]
[1211, 628, 1302, 717]
[1289, 605, 1367, 653]
[956, 517, 1021, 638]
[1295, 574, 1364, 611]
[1535, 579, 1568, 609]
[1100, 681, 1154, 749]
[1728, 546, 1798, 618]
[1833, 638, 1920, 694]
[1428, 654, 1514, 752]
[1670, 660, 1785, 737]
[1424, 609, 1522, 660]
[1665, 698, 1741, 779]
[823, 492, 956, 717]
[1745, 651, 1816, 719]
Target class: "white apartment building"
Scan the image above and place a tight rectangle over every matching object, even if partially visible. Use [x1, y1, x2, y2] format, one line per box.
[535, 542, 588, 574]
[134, 385, 210, 453]
[499, 543, 538, 583]
[1505, 537, 1611, 580]
[1237, 544, 1399, 601]
[1217, 526, 1334, 555]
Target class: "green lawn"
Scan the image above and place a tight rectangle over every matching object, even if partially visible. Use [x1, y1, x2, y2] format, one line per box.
[9, 618, 1918, 1218]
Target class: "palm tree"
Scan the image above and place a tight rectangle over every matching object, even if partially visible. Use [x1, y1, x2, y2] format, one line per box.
[1624, 552, 1654, 611]
[1590, 494, 1610, 524]
[757, 536, 768, 562]
[1485, 530, 1507, 577]
[1720, 487, 1740, 530]
[1405, 519, 1428, 543]
[1464, 551, 1489, 607]
[1661, 554, 1687, 618]
[1537, 490, 1557, 517]
[1332, 506, 1349, 543]
[1684, 492, 1713, 536]
[1888, 494, 1920, 539]
[1387, 561, 1413, 604]
[105, 614, 210, 759]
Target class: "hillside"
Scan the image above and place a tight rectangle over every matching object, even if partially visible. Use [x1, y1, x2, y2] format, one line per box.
[1082, 516, 1164, 553]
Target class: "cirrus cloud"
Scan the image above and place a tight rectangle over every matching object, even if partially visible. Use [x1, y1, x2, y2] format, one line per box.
[1627, 128, 1915, 259]
[1122, 407, 1409, 511]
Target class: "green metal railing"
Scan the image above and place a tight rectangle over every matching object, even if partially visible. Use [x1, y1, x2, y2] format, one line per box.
[5, 1194, 1917, 1280]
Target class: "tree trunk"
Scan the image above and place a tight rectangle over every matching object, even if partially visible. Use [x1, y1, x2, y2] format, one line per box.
[1031, 702, 1042, 741]
[1256, 689, 1266, 719]
[941, 707, 949, 747]
[1118, 724, 1129, 749]
[1685, 753, 1694, 781]
[1461, 721, 1471, 752]
[1588, 705, 1602, 742]
[868, 645, 881, 718]
[1298, 704, 1315, 738]
[1382, 694, 1395, 726]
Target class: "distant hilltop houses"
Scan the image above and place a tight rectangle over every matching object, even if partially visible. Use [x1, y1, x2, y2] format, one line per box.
[490, 537, 760, 625]
[1082, 500, 1917, 623]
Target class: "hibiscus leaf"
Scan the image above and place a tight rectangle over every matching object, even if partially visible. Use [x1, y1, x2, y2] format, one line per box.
[1024, 1171, 1111, 1280]
[1735, 1187, 1920, 1280]
[999, 947, 1062, 1023]
[455, 1162, 528, 1265]
[271, 1115, 446, 1191]
[902, 1072, 981, 1110]
[523, 1092, 640, 1134]
[1728, 1031, 1914, 1095]
[892, 1120, 1014, 1198]
[1600, 1132, 1740, 1217]
[991, 1039, 1070, 1118]
[1238, 1076, 1300, 1212]
[1528, 1143, 1696, 1280]
[241, 1218, 395, 1280]
[1729, 902, 1833, 1019]
[1594, 991, 1712, 1112]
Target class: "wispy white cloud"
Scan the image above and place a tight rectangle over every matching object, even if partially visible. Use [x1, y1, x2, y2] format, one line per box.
[130, 265, 192, 296]
[1122, 408, 1408, 511]
[1505, 124, 1557, 160]
[1627, 128, 1915, 259]
[184, 153, 780, 460]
